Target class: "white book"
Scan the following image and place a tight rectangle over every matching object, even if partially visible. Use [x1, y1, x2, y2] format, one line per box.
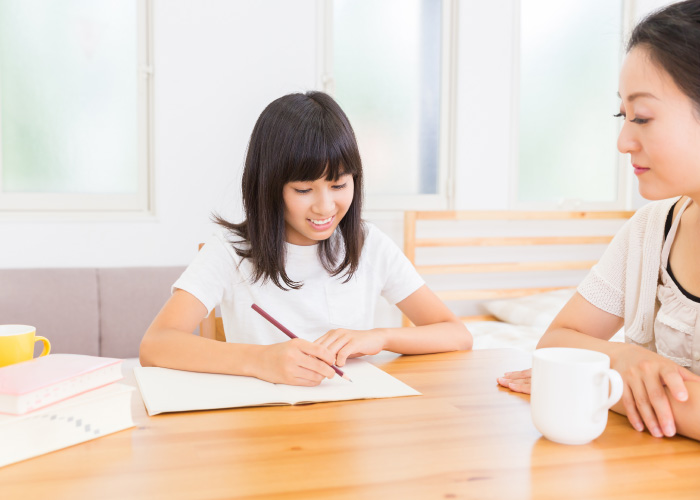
[0, 383, 135, 468]
[133, 358, 420, 416]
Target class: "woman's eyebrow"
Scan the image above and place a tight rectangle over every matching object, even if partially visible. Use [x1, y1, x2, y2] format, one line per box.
[617, 91, 659, 102]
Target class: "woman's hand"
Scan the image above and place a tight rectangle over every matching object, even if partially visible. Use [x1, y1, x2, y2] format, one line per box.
[497, 369, 532, 394]
[613, 344, 700, 438]
[253, 338, 337, 386]
[314, 328, 386, 366]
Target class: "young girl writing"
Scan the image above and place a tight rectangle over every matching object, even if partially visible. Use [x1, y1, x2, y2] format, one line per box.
[140, 91, 471, 386]
[498, 0, 700, 441]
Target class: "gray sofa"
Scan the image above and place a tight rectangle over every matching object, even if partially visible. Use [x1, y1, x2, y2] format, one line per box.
[0, 267, 185, 359]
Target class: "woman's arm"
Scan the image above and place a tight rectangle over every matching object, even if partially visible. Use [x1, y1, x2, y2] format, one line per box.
[315, 284, 472, 365]
[140, 289, 337, 386]
[498, 292, 700, 439]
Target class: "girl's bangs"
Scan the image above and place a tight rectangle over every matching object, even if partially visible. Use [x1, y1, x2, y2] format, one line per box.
[285, 120, 359, 183]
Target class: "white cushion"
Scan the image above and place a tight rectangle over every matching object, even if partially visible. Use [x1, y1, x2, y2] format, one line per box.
[483, 288, 576, 327]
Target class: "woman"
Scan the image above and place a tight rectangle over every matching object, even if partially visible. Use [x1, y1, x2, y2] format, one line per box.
[498, 0, 700, 441]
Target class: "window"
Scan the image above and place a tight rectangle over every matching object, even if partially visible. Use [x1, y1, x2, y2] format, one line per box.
[0, 0, 152, 213]
[320, 0, 456, 210]
[514, 0, 626, 209]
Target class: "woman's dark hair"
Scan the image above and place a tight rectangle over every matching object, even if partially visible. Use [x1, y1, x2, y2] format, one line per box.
[214, 91, 365, 290]
[627, 0, 700, 114]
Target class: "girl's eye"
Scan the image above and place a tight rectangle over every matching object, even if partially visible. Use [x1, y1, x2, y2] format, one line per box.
[332, 183, 347, 190]
[294, 188, 311, 194]
[613, 112, 625, 118]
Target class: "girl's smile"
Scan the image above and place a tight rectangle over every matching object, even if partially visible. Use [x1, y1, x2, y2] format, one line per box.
[308, 215, 335, 231]
[283, 174, 354, 246]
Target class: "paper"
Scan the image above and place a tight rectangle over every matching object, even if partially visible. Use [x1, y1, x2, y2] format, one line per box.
[133, 359, 420, 416]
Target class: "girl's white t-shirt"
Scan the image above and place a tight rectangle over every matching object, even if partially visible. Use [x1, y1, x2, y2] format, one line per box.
[172, 223, 425, 345]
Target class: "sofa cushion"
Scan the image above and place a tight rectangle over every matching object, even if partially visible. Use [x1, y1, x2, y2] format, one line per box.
[98, 267, 185, 358]
[0, 268, 100, 356]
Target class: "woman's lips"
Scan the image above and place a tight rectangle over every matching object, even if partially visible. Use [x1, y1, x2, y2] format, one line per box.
[633, 164, 649, 176]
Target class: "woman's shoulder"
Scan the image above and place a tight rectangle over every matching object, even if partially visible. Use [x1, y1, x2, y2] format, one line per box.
[626, 197, 680, 235]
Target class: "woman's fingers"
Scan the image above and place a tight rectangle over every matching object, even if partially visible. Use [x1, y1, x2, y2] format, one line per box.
[643, 370, 677, 437]
[620, 384, 645, 432]
[628, 376, 667, 438]
[506, 380, 531, 394]
[502, 368, 532, 380]
[663, 369, 690, 401]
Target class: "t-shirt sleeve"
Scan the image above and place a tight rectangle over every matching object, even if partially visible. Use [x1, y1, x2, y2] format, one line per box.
[366, 224, 425, 305]
[171, 231, 240, 314]
[576, 219, 631, 318]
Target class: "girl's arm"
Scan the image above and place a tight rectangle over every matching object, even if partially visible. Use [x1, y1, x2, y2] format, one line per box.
[315, 284, 472, 364]
[498, 292, 700, 440]
[140, 289, 337, 386]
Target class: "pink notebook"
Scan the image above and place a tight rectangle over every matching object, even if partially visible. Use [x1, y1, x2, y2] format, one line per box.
[0, 354, 123, 415]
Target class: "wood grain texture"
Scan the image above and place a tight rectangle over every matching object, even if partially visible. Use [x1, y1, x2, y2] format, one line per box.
[1, 349, 698, 500]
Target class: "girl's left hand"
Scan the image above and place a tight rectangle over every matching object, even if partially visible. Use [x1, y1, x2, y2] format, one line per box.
[314, 329, 385, 366]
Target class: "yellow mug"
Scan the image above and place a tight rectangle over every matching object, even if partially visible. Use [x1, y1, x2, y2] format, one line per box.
[0, 325, 51, 368]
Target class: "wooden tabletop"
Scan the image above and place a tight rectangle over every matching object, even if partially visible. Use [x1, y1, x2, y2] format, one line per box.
[2, 349, 700, 500]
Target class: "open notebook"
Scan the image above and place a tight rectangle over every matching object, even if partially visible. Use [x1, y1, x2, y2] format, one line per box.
[133, 359, 420, 416]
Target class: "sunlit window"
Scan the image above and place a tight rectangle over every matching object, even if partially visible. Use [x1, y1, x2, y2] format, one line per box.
[0, 0, 150, 212]
[517, 0, 623, 207]
[332, 0, 445, 202]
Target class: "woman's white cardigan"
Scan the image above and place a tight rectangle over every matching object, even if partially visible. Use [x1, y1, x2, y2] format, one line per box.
[577, 197, 678, 345]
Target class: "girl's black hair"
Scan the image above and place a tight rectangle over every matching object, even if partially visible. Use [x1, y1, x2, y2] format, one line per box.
[627, 0, 700, 114]
[214, 91, 365, 290]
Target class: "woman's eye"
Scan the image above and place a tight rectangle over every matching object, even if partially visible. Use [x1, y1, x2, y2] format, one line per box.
[332, 183, 347, 190]
[630, 117, 649, 124]
[294, 188, 311, 194]
[613, 112, 625, 118]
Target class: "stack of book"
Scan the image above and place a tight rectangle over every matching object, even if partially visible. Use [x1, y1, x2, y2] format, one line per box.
[0, 354, 135, 468]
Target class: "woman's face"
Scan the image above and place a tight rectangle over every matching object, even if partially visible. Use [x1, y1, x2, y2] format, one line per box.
[282, 173, 354, 246]
[617, 46, 700, 200]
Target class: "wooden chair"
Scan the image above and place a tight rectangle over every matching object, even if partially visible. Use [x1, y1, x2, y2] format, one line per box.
[402, 210, 635, 326]
[198, 243, 227, 342]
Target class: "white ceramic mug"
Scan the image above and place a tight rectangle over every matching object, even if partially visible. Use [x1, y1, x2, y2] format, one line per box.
[531, 347, 623, 445]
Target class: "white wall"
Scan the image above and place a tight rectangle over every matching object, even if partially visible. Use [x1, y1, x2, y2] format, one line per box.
[0, 0, 674, 270]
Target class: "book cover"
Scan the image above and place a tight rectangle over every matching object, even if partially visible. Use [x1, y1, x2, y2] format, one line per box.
[133, 358, 421, 416]
[0, 354, 123, 415]
[0, 383, 135, 468]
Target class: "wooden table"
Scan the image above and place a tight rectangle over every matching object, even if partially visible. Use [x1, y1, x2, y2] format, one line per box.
[2, 349, 700, 500]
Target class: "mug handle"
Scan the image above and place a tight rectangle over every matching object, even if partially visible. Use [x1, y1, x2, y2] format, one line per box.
[594, 368, 623, 422]
[606, 369, 624, 408]
[34, 336, 51, 357]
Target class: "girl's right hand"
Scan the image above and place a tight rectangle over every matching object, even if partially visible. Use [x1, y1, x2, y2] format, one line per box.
[254, 338, 337, 386]
[497, 369, 532, 394]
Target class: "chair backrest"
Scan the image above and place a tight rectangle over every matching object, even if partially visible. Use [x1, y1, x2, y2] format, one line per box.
[198, 243, 227, 342]
[402, 209, 635, 325]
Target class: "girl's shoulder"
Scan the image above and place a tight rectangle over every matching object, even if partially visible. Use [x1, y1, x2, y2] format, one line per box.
[358, 221, 403, 258]
[201, 228, 249, 266]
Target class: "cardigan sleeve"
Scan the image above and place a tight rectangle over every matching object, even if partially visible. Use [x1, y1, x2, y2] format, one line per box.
[577, 219, 632, 318]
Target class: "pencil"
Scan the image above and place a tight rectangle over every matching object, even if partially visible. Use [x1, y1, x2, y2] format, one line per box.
[251, 303, 352, 382]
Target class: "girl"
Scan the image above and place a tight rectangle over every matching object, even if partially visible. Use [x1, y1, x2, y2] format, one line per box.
[140, 91, 471, 386]
[498, 0, 700, 441]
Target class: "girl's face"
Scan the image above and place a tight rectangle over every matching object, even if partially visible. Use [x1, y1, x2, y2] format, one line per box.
[617, 46, 700, 200]
[282, 173, 355, 246]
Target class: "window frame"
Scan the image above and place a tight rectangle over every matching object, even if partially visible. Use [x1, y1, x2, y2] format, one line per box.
[508, 0, 635, 211]
[316, 0, 458, 211]
[0, 0, 154, 215]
